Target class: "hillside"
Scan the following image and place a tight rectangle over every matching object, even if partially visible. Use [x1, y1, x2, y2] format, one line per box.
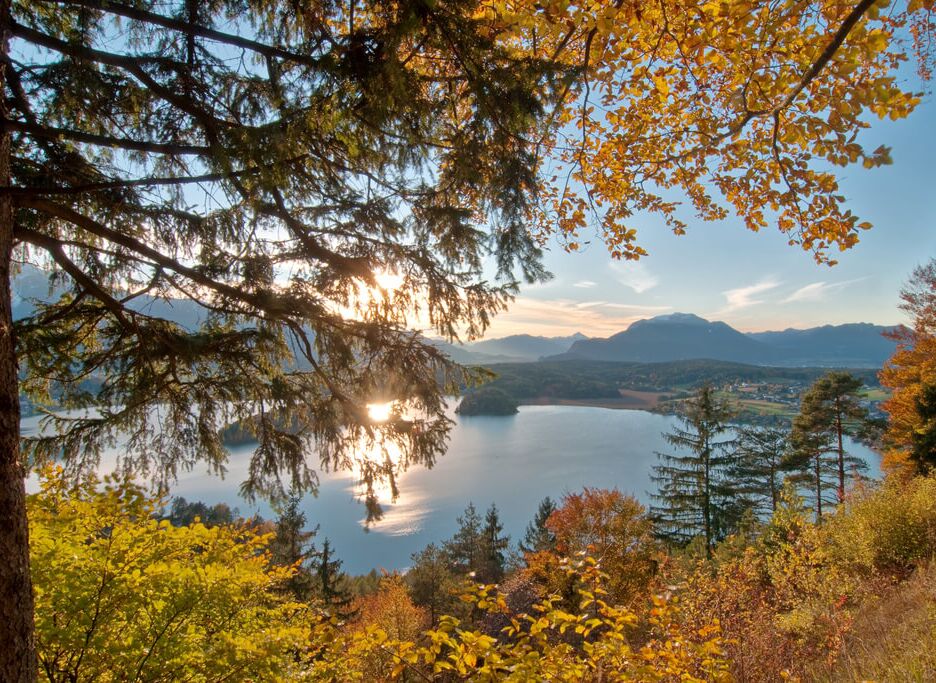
[478, 358, 880, 403]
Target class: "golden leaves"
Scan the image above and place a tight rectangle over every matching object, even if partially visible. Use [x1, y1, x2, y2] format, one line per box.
[480, 0, 929, 262]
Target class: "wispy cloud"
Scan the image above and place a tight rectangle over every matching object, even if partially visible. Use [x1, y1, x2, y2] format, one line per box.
[573, 280, 597, 289]
[610, 262, 659, 294]
[720, 279, 782, 313]
[483, 297, 673, 337]
[781, 278, 866, 304]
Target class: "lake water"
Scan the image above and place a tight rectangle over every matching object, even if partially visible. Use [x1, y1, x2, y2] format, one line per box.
[22, 405, 881, 574]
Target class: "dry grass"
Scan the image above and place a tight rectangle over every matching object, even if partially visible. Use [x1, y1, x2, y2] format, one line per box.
[817, 560, 936, 682]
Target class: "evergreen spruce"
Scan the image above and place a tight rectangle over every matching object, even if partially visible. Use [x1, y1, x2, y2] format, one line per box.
[315, 539, 354, 619]
[445, 502, 483, 576]
[731, 426, 792, 515]
[477, 504, 509, 584]
[651, 385, 738, 556]
[0, 2, 565, 671]
[269, 496, 317, 602]
[519, 496, 557, 554]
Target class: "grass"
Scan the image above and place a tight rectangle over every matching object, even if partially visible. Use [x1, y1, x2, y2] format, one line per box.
[818, 560, 936, 682]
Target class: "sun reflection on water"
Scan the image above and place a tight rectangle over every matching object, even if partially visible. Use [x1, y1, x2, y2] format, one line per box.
[346, 402, 432, 534]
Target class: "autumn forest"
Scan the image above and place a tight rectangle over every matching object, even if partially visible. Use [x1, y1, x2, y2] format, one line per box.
[2, 0, 935, 680]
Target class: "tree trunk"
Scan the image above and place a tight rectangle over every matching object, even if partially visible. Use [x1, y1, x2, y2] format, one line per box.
[836, 410, 845, 503]
[815, 452, 822, 524]
[0, 0, 38, 677]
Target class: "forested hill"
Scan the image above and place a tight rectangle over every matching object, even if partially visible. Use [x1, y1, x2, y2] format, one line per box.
[476, 359, 880, 403]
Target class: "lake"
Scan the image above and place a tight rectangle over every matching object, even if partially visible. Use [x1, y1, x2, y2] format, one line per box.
[23, 405, 881, 574]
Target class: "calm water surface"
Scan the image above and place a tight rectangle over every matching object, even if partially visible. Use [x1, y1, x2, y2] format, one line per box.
[23, 405, 881, 574]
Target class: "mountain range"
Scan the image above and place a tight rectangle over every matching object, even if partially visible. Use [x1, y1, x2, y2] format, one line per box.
[12, 265, 898, 369]
[551, 313, 899, 368]
[445, 313, 899, 368]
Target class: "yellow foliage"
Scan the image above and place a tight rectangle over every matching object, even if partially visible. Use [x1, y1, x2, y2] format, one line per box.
[29, 467, 313, 682]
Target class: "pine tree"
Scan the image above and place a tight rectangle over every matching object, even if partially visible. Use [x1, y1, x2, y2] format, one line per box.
[519, 496, 557, 554]
[444, 502, 483, 576]
[315, 539, 354, 619]
[787, 372, 870, 520]
[476, 504, 509, 584]
[651, 385, 738, 556]
[730, 426, 792, 515]
[0, 2, 564, 673]
[407, 543, 461, 624]
[269, 496, 318, 602]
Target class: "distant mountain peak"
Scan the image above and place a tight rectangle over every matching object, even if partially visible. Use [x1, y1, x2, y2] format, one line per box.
[649, 312, 708, 323]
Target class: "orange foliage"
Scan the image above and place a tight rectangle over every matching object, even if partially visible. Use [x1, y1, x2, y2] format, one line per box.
[545, 488, 658, 606]
[881, 260, 936, 475]
[350, 575, 430, 641]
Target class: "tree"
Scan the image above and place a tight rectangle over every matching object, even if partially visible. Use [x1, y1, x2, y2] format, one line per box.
[731, 425, 792, 515]
[164, 496, 236, 527]
[546, 488, 657, 606]
[1, 1, 563, 675]
[476, 503, 509, 584]
[787, 372, 870, 519]
[651, 385, 738, 556]
[881, 259, 936, 474]
[2, 0, 931, 675]
[268, 496, 318, 602]
[29, 468, 311, 681]
[406, 543, 462, 624]
[315, 538, 354, 619]
[519, 495, 557, 555]
[444, 501, 483, 576]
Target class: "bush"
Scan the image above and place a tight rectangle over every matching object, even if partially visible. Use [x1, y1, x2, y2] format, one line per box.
[829, 475, 936, 572]
[30, 467, 311, 682]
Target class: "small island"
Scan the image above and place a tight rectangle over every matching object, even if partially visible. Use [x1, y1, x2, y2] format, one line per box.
[456, 387, 519, 416]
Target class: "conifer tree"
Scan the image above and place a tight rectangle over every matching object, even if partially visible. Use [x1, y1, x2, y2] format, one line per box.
[445, 502, 482, 576]
[315, 538, 354, 619]
[651, 385, 738, 556]
[787, 372, 870, 520]
[731, 426, 792, 515]
[477, 503, 509, 584]
[269, 496, 318, 602]
[519, 496, 557, 555]
[406, 543, 461, 624]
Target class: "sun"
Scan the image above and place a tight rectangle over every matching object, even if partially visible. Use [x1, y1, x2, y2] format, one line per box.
[367, 401, 394, 423]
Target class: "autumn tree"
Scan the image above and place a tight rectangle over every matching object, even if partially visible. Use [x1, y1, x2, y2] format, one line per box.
[519, 495, 557, 554]
[881, 259, 936, 474]
[546, 488, 657, 606]
[731, 425, 793, 515]
[788, 372, 870, 518]
[29, 468, 311, 681]
[651, 385, 738, 556]
[2, 0, 931, 675]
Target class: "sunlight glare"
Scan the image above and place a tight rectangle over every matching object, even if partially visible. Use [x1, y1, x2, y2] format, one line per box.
[367, 401, 394, 423]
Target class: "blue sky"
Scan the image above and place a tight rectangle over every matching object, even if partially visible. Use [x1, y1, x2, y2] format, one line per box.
[486, 81, 936, 339]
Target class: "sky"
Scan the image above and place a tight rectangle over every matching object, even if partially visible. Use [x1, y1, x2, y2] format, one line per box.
[482, 79, 936, 340]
